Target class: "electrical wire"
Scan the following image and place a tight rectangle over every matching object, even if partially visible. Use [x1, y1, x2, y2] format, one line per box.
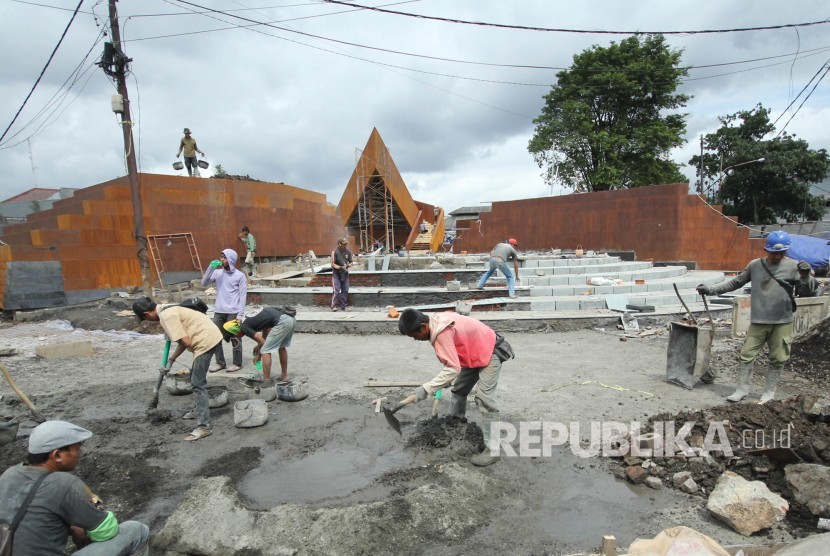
[321, 0, 830, 36]
[0, 0, 85, 144]
[774, 64, 830, 138]
[770, 59, 830, 130]
[0, 25, 108, 149]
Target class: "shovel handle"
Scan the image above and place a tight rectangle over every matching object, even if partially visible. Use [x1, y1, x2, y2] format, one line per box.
[0, 363, 44, 422]
[701, 294, 716, 334]
[673, 283, 697, 325]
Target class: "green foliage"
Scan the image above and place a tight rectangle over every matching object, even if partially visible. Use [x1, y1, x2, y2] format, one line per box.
[528, 34, 690, 192]
[213, 164, 229, 179]
[688, 105, 830, 224]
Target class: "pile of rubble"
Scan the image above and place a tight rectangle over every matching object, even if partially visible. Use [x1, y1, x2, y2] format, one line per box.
[610, 396, 830, 537]
[790, 316, 830, 384]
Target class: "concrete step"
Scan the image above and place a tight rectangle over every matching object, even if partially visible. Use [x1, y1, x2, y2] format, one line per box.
[524, 265, 687, 286]
[528, 271, 723, 297]
[518, 260, 654, 277]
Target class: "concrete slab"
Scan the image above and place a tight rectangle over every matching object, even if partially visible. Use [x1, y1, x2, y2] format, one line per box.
[36, 340, 94, 359]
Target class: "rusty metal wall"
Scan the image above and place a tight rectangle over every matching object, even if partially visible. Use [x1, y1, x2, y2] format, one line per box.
[453, 183, 763, 271]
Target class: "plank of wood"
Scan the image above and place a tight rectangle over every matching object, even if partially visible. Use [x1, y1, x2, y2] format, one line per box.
[364, 381, 422, 387]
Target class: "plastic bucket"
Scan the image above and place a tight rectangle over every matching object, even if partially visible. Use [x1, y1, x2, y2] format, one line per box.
[234, 399, 268, 428]
[277, 379, 308, 402]
[165, 372, 193, 395]
[207, 385, 228, 408]
[197, 160, 209, 169]
[172, 161, 184, 171]
[244, 378, 276, 402]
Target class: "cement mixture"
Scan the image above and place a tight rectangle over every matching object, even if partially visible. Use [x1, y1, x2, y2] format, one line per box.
[1, 306, 829, 555]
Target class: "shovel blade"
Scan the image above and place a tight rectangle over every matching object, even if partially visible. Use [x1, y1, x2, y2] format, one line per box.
[382, 406, 402, 435]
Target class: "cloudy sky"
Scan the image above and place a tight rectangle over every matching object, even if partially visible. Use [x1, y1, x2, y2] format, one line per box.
[1, 0, 828, 214]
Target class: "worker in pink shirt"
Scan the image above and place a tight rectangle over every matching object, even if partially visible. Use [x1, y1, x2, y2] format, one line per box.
[394, 308, 514, 466]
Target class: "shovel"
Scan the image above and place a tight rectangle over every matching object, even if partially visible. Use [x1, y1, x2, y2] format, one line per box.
[382, 394, 417, 435]
[148, 339, 171, 410]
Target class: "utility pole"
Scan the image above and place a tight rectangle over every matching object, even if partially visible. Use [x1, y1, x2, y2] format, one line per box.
[103, 0, 150, 295]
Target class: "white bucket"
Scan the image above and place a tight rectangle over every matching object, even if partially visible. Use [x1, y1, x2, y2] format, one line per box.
[234, 399, 269, 428]
[276, 379, 308, 402]
[207, 385, 228, 408]
[244, 378, 276, 402]
[165, 372, 193, 395]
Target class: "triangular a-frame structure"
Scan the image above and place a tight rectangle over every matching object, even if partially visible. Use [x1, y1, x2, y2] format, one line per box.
[336, 128, 422, 252]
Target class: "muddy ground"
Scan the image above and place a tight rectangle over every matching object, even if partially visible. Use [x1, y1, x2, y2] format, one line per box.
[1, 305, 829, 555]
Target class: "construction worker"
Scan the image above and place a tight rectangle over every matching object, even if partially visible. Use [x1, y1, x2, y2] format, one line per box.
[176, 127, 205, 177]
[222, 305, 297, 381]
[330, 237, 354, 311]
[476, 238, 521, 298]
[393, 308, 515, 467]
[239, 226, 257, 277]
[696, 231, 811, 403]
[201, 249, 247, 372]
[794, 260, 819, 297]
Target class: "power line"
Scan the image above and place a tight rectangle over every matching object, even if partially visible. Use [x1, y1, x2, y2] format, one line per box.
[775, 63, 830, 138]
[770, 59, 830, 129]
[322, 0, 830, 36]
[0, 0, 85, 144]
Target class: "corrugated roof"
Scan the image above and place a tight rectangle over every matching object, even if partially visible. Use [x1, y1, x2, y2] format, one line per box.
[449, 205, 491, 216]
[1, 188, 60, 203]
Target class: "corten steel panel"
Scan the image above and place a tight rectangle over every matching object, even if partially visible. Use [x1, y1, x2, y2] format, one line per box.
[453, 183, 763, 270]
[336, 128, 420, 227]
[415, 201, 436, 224]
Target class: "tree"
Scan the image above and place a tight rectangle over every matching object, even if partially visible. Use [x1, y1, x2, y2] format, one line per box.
[213, 164, 229, 179]
[528, 34, 689, 192]
[689, 105, 829, 224]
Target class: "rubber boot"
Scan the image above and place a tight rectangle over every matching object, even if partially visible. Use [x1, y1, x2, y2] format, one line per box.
[471, 412, 501, 467]
[449, 393, 467, 421]
[726, 362, 753, 402]
[760, 365, 783, 403]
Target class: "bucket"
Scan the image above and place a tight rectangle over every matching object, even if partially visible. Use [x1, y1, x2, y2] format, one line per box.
[172, 161, 184, 171]
[277, 379, 308, 402]
[666, 322, 714, 389]
[207, 385, 228, 408]
[234, 399, 268, 428]
[165, 371, 193, 395]
[197, 160, 209, 169]
[0, 418, 19, 446]
[244, 378, 276, 402]
[575, 245, 584, 257]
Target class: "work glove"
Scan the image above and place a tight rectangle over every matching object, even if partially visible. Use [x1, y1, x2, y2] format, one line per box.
[210, 259, 222, 268]
[413, 386, 428, 403]
[696, 284, 711, 296]
[797, 260, 812, 273]
[160, 360, 173, 375]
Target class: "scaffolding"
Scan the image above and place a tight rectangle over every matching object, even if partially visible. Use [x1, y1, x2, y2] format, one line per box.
[354, 146, 396, 253]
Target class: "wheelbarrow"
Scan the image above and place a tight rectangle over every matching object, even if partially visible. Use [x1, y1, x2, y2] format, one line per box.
[666, 284, 716, 389]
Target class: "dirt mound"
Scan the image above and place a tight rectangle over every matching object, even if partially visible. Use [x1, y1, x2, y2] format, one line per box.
[790, 317, 830, 384]
[405, 416, 484, 455]
[611, 397, 830, 536]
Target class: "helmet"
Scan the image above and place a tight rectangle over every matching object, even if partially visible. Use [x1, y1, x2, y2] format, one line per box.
[764, 231, 791, 252]
[223, 320, 242, 337]
[508, 238, 518, 246]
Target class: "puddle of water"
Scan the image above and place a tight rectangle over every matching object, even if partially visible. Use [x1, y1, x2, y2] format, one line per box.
[239, 446, 413, 507]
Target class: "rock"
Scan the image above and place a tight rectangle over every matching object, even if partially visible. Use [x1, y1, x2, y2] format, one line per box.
[785, 463, 830, 517]
[680, 478, 699, 494]
[672, 471, 692, 488]
[429, 261, 443, 269]
[649, 465, 664, 477]
[644, 477, 664, 490]
[626, 466, 648, 485]
[623, 456, 643, 466]
[812, 440, 828, 454]
[706, 471, 789, 536]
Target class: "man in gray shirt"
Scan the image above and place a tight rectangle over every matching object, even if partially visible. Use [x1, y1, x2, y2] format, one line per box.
[0, 420, 149, 555]
[697, 231, 810, 403]
[476, 238, 521, 298]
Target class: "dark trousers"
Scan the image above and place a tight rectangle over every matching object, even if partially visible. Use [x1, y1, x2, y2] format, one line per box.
[212, 312, 242, 367]
[184, 156, 198, 176]
[331, 272, 350, 309]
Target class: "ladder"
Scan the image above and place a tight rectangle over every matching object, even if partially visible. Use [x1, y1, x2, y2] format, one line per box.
[147, 233, 202, 288]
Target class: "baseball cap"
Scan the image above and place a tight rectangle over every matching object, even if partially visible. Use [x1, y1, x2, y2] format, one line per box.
[132, 297, 156, 321]
[28, 420, 92, 454]
[508, 238, 518, 246]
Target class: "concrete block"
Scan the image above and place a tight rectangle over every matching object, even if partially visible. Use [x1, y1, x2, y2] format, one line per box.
[555, 299, 580, 311]
[446, 281, 461, 291]
[530, 300, 557, 311]
[529, 287, 553, 297]
[580, 298, 607, 310]
[36, 340, 94, 359]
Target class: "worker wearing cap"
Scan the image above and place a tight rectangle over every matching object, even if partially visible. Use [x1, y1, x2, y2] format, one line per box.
[697, 231, 812, 403]
[223, 305, 297, 381]
[476, 238, 521, 298]
[133, 297, 222, 441]
[0, 420, 150, 555]
[176, 127, 205, 177]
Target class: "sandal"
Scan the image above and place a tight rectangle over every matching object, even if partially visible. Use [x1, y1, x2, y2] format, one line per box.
[185, 427, 212, 441]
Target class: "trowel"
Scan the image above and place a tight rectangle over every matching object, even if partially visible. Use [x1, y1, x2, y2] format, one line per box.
[382, 394, 417, 435]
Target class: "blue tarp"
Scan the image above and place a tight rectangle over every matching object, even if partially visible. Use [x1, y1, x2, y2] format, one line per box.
[786, 234, 830, 269]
